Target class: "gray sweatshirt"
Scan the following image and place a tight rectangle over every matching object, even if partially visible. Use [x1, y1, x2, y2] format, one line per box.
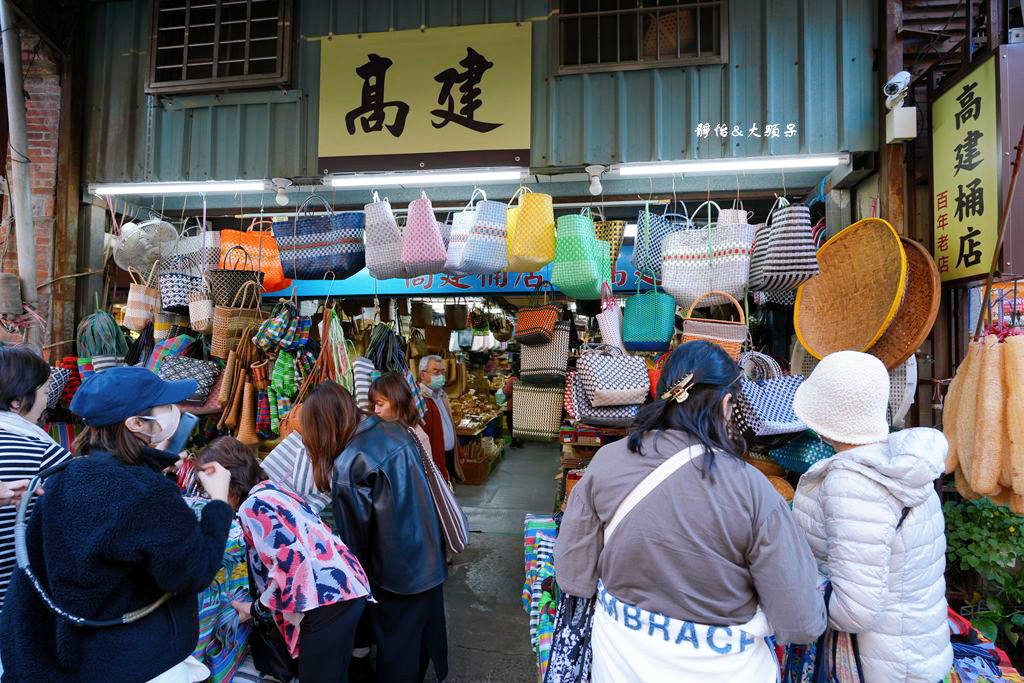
[554, 429, 826, 645]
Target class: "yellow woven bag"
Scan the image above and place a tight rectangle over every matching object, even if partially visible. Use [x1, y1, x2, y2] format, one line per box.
[506, 187, 555, 272]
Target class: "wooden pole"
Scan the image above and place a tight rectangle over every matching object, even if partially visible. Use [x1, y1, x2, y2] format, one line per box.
[973, 124, 1024, 340]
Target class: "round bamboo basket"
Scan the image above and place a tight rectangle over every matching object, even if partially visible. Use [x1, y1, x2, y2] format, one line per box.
[868, 238, 941, 369]
[794, 218, 907, 359]
[743, 454, 786, 478]
[767, 476, 795, 502]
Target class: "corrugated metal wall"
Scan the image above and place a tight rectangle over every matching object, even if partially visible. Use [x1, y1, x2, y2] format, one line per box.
[82, 0, 877, 183]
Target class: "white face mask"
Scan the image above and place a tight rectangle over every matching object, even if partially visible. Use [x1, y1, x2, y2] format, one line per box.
[132, 407, 181, 447]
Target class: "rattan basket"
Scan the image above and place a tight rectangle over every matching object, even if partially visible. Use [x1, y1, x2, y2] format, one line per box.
[767, 475, 795, 502]
[742, 453, 786, 478]
[794, 218, 907, 359]
[868, 238, 941, 369]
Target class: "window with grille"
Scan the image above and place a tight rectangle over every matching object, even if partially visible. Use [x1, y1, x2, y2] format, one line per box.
[557, 1, 727, 73]
[147, 0, 293, 95]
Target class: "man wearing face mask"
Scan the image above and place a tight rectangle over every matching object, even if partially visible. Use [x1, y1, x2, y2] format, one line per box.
[418, 355, 463, 483]
[0, 366, 235, 683]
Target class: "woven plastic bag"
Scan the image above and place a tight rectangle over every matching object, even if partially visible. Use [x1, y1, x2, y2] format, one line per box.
[364, 191, 405, 280]
[631, 201, 689, 279]
[157, 221, 203, 313]
[596, 283, 625, 351]
[507, 187, 555, 272]
[462, 192, 508, 274]
[552, 209, 605, 300]
[622, 274, 676, 352]
[220, 220, 291, 293]
[401, 191, 447, 276]
[759, 201, 818, 293]
[444, 189, 482, 274]
[512, 381, 564, 442]
[122, 264, 161, 332]
[521, 321, 570, 386]
[273, 195, 366, 280]
[576, 343, 649, 407]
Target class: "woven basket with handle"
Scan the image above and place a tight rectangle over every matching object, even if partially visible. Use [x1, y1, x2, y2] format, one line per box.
[681, 291, 747, 360]
[211, 281, 263, 359]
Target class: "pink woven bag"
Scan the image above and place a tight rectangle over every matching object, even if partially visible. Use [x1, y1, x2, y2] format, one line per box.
[401, 191, 448, 276]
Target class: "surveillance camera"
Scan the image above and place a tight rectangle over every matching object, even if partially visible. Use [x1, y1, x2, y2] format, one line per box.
[883, 71, 912, 111]
[884, 70, 911, 97]
[585, 164, 605, 197]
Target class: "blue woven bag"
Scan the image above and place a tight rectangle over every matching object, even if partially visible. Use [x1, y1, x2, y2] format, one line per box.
[622, 272, 676, 352]
[769, 431, 835, 473]
[273, 195, 366, 280]
[631, 201, 689, 279]
[461, 196, 509, 274]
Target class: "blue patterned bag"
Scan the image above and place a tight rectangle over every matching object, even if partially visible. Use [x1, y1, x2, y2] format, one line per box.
[631, 201, 690, 279]
[461, 193, 509, 274]
[273, 195, 365, 280]
[770, 431, 835, 473]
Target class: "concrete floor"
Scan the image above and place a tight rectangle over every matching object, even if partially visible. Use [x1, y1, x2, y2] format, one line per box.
[428, 441, 561, 683]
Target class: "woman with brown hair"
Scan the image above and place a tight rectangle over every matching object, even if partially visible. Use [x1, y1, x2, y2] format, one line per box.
[369, 373, 445, 478]
[301, 381, 449, 683]
[198, 436, 371, 683]
[0, 366, 234, 682]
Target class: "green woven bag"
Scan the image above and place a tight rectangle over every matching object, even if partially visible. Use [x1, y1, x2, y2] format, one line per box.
[552, 209, 606, 300]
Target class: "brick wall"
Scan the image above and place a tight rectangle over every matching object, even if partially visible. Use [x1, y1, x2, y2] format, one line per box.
[1, 35, 62, 348]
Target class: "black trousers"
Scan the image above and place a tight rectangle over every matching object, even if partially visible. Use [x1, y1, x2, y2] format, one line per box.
[368, 583, 448, 683]
[298, 597, 367, 683]
[445, 449, 457, 482]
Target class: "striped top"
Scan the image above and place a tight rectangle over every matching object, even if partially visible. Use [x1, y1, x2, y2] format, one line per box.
[0, 429, 73, 605]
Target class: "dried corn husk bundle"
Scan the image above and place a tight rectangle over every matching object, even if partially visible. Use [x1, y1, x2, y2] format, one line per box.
[944, 333, 1024, 508]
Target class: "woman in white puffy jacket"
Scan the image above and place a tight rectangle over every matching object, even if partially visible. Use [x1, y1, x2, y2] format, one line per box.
[790, 351, 953, 683]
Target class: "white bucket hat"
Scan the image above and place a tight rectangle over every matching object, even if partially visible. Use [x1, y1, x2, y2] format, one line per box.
[792, 350, 891, 446]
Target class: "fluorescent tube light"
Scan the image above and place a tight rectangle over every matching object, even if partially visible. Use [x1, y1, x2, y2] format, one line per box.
[327, 169, 527, 189]
[91, 180, 267, 196]
[615, 154, 848, 177]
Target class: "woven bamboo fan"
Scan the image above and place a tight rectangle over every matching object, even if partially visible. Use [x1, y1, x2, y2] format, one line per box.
[794, 218, 907, 359]
[868, 238, 941, 369]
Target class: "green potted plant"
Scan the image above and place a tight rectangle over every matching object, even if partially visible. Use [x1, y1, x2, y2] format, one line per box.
[944, 498, 1024, 652]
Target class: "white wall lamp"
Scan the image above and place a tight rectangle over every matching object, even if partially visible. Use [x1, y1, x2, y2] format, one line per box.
[612, 153, 849, 177]
[90, 180, 268, 196]
[325, 168, 528, 189]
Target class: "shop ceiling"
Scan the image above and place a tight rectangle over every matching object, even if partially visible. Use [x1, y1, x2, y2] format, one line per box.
[81, 0, 878, 206]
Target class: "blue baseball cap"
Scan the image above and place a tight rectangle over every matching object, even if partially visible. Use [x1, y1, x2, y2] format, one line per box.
[70, 366, 198, 427]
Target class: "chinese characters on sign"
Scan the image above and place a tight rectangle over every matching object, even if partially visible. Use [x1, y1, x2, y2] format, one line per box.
[694, 123, 798, 139]
[318, 23, 531, 168]
[931, 56, 999, 282]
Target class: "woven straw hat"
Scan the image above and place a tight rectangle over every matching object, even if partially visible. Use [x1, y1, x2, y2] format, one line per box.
[793, 350, 891, 445]
[794, 218, 907, 359]
[868, 238, 941, 368]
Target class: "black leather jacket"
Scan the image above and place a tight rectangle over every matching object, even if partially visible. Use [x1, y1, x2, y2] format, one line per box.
[331, 416, 447, 595]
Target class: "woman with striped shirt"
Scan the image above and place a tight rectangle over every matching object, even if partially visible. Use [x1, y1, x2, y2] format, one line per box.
[0, 346, 72, 606]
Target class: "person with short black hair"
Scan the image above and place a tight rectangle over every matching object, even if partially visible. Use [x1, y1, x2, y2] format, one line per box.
[0, 365, 234, 682]
[199, 436, 371, 683]
[0, 345, 72, 607]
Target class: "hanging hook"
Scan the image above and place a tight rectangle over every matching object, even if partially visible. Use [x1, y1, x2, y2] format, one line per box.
[781, 168, 787, 199]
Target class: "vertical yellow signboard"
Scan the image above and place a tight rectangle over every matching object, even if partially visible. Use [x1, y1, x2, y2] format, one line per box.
[932, 56, 999, 283]
[317, 23, 532, 172]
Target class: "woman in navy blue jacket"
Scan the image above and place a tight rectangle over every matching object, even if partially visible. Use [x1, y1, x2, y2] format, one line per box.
[0, 367, 233, 683]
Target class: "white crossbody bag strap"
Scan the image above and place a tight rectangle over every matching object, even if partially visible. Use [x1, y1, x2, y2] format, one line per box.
[603, 444, 702, 545]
